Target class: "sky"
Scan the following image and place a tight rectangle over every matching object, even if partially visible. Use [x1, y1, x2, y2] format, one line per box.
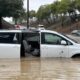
[23, 0, 55, 11]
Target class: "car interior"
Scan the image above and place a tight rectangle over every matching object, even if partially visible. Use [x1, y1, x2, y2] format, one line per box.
[21, 32, 40, 57]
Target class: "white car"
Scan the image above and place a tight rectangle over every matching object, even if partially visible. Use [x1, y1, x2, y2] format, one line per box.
[40, 30, 80, 58]
[0, 29, 80, 58]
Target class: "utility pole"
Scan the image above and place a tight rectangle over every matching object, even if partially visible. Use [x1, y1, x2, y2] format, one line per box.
[27, 0, 29, 29]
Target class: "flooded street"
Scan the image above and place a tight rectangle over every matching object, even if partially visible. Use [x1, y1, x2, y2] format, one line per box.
[0, 58, 80, 80]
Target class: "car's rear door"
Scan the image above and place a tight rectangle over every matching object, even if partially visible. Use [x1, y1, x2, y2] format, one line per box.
[0, 32, 20, 58]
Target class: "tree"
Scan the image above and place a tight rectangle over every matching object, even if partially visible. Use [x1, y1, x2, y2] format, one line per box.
[50, 1, 60, 23]
[75, 0, 80, 11]
[0, 0, 24, 29]
[51, 1, 60, 14]
[37, 4, 51, 24]
[29, 10, 36, 18]
[13, 9, 26, 24]
[57, 0, 76, 26]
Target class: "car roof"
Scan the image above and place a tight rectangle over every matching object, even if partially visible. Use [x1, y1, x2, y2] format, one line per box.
[39, 29, 59, 34]
[0, 29, 39, 33]
[0, 29, 58, 34]
[0, 30, 22, 33]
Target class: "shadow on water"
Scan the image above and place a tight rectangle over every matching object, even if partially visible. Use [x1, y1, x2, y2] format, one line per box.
[0, 58, 80, 80]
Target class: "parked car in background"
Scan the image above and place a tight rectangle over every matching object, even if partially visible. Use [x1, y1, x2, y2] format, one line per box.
[71, 30, 80, 36]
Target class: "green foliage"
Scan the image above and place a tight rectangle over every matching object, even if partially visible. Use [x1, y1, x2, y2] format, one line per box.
[29, 10, 36, 18]
[58, 0, 71, 14]
[51, 1, 60, 14]
[36, 0, 80, 26]
[75, 0, 80, 11]
[13, 9, 26, 24]
[0, 0, 24, 17]
[37, 4, 51, 22]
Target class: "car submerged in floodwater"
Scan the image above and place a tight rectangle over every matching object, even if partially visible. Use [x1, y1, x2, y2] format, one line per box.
[0, 29, 80, 58]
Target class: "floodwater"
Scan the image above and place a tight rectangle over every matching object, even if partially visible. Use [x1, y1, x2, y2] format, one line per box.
[0, 58, 80, 80]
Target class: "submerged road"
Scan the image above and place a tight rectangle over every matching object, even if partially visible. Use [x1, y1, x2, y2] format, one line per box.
[0, 35, 80, 80]
[0, 58, 80, 80]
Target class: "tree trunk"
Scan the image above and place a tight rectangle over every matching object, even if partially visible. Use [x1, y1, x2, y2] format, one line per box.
[61, 14, 63, 27]
[46, 17, 50, 24]
[0, 17, 2, 29]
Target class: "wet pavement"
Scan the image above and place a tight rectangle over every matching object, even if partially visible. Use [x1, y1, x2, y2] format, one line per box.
[0, 58, 80, 80]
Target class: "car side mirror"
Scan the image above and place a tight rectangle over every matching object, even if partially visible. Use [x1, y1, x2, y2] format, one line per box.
[61, 40, 67, 45]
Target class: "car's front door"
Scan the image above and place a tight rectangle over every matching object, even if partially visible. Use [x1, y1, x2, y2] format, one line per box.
[0, 32, 21, 58]
[40, 32, 69, 57]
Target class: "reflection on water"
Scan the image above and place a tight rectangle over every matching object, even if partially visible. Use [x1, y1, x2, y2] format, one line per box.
[0, 58, 80, 80]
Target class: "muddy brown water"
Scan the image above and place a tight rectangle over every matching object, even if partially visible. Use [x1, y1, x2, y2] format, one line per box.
[0, 58, 80, 80]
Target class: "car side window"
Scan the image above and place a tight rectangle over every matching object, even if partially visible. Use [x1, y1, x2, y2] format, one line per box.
[0, 33, 20, 44]
[41, 33, 63, 45]
[41, 33, 73, 45]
